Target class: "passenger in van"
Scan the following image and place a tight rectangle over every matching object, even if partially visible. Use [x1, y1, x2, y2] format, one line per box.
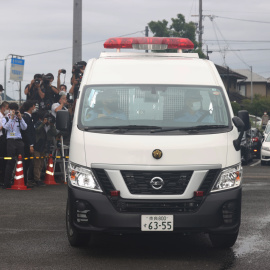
[85, 91, 127, 121]
[174, 91, 214, 123]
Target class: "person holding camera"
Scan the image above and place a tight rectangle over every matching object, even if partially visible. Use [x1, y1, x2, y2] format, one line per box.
[33, 111, 57, 186]
[2, 102, 27, 189]
[69, 61, 86, 101]
[40, 73, 59, 111]
[51, 93, 68, 118]
[55, 69, 67, 103]
[24, 74, 45, 101]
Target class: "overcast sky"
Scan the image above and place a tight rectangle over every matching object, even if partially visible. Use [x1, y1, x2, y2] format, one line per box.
[1, 0, 270, 100]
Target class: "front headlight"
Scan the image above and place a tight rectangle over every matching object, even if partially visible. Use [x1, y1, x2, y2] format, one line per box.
[68, 162, 102, 192]
[211, 164, 242, 192]
[262, 146, 270, 151]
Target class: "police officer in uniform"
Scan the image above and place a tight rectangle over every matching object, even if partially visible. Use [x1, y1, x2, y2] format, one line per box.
[2, 102, 27, 189]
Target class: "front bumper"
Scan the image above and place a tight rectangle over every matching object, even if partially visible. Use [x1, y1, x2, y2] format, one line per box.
[261, 149, 270, 161]
[68, 186, 242, 234]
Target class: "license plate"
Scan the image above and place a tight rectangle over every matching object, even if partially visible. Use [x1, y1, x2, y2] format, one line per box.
[141, 215, 173, 231]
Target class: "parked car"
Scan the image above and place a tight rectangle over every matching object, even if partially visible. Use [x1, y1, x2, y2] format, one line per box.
[261, 133, 270, 165]
[251, 127, 263, 158]
[240, 129, 253, 164]
[249, 114, 262, 128]
[263, 120, 270, 140]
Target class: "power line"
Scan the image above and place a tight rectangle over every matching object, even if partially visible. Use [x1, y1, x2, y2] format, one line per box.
[0, 30, 144, 62]
[211, 48, 270, 52]
[216, 16, 270, 24]
[205, 40, 270, 43]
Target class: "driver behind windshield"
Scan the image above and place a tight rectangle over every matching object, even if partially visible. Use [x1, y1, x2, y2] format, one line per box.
[174, 90, 214, 123]
[85, 91, 127, 121]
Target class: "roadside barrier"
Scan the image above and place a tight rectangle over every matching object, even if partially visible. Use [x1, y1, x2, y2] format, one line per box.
[44, 154, 60, 185]
[8, 154, 31, 190]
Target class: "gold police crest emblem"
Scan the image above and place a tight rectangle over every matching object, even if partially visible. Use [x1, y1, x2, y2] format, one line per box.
[152, 149, 162, 159]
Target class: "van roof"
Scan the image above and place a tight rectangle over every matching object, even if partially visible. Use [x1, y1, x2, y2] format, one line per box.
[86, 52, 223, 87]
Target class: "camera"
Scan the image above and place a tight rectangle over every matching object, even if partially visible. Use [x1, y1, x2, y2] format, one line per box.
[72, 62, 85, 81]
[44, 113, 55, 125]
[61, 69, 66, 74]
[34, 79, 40, 85]
[15, 111, 19, 115]
[42, 74, 53, 82]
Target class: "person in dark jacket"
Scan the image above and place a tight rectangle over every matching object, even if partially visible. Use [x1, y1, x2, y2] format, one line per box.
[22, 100, 37, 187]
[33, 111, 57, 184]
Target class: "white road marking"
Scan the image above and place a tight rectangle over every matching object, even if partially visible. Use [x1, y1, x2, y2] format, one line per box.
[250, 160, 261, 167]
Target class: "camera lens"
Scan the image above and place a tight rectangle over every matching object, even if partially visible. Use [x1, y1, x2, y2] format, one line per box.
[61, 69, 66, 74]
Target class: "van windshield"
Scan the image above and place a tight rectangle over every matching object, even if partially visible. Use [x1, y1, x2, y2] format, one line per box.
[78, 85, 230, 133]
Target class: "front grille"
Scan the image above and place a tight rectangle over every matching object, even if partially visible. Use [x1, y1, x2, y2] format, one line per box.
[199, 169, 221, 194]
[92, 168, 115, 195]
[121, 170, 193, 195]
[111, 199, 202, 213]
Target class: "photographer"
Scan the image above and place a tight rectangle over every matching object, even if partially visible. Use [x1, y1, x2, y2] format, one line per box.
[55, 69, 67, 103]
[2, 102, 27, 189]
[69, 61, 87, 101]
[34, 111, 57, 185]
[24, 74, 45, 101]
[40, 73, 59, 111]
[51, 93, 68, 118]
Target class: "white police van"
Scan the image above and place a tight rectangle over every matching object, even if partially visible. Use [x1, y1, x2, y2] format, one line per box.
[56, 37, 250, 248]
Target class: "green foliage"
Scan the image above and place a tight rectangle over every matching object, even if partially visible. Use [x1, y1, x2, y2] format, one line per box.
[148, 14, 206, 58]
[240, 95, 270, 117]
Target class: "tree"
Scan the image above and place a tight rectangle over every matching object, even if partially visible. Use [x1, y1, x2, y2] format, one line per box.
[148, 14, 206, 58]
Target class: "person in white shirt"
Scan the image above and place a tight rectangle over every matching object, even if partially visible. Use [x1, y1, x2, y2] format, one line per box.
[2, 102, 27, 189]
[51, 92, 68, 118]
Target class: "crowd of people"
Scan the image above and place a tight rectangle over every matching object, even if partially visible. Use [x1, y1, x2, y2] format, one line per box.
[0, 61, 87, 189]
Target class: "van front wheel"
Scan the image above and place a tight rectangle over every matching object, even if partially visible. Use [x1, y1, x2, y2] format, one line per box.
[209, 231, 238, 248]
[66, 199, 91, 247]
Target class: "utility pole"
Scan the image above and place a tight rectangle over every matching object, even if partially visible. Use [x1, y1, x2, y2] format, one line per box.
[250, 66, 253, 103]
[72, 0, 82, 65]
[199, 0, 203, 49]
[145, 26, 149, 53]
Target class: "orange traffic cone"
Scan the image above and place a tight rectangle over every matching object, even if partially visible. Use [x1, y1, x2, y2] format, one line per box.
[44, 154, 60, 185]
[8, 154, 31, 190]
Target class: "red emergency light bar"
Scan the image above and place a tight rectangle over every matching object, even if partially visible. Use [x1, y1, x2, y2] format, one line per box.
[104, 37, 194, 50]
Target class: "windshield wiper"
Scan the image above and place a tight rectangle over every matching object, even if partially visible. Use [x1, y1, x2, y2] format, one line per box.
[151, 125, 229, 133]
[83, 125, 163, 132]
[112, 125, 163, 133]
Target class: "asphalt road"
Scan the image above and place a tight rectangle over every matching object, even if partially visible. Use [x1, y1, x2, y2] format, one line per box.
[0, 161, 269, 270]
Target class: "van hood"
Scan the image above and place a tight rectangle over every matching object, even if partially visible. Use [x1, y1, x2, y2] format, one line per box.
[81, 132, 229, 168]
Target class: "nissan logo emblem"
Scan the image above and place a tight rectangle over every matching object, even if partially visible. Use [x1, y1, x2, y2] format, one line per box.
[150, 177, 164, 190]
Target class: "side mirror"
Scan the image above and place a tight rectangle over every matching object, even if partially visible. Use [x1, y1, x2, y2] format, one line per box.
[232, 116, 245, 151]
[238, 110, 250, 131]
[56, 110, 70, 131]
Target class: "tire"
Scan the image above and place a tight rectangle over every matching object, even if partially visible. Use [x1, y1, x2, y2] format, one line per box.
[209, 231, 239, 248]
[66, 199, 91, 247]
